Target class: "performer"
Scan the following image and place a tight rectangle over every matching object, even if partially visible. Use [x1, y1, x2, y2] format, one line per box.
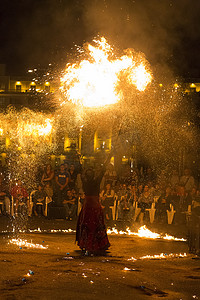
[76, 153, 112, 255]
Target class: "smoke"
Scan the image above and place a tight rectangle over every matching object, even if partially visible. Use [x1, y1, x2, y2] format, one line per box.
[1, 0, 199, 76]
[82, 0, 200, 77]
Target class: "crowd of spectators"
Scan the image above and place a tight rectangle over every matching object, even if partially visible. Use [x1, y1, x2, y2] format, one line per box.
[0, 159, 200, 225]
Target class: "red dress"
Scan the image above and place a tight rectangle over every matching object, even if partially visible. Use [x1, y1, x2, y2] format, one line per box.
[76, 173, 110, 252]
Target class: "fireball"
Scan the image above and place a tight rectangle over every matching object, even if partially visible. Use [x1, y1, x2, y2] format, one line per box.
[60, 37, 152, 108]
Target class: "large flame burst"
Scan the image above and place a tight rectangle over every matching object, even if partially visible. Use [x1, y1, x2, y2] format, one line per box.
[60, 37, 152, 108]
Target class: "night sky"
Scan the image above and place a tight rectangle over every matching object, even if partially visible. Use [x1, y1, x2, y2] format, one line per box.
[0, 0, 200, 78]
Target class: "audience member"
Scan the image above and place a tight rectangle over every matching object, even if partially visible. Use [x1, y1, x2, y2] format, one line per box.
[0, 176, 10, 215]
[169, 169, 180, 188]
[41, 164, 54, 187]
[100, 183, 115, 220]
[137, 185, 154, 223]
[54, 164, 69, 206]
[68, 164, 77, 190]
[10, 180, 29, 214]
[63, 189, 77, 220]
[180, 168, 195, 193]
[156, 187, 172, 223]
[32, 184, 47, 216]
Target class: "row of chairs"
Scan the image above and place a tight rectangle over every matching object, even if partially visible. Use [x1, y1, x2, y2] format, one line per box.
[77, 195, 177, 224]
[3, 192, 191, 225]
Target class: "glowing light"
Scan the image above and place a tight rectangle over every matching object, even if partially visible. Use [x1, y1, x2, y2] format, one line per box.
[0, 128, 3, 135]
[60, 37, 152, 107]
[190, 83, 196, 88]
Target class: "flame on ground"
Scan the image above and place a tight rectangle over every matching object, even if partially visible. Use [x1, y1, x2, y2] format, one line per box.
[9, 238, 48, 249]
[128, 253, 187, 261]
[107, 225, 186, 241]
[60, 37, 152, 108]
[5, 226, 186, 242]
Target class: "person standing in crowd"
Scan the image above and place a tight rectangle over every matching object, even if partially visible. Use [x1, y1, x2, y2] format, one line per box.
[169, 169, 180, 188]
[101, 163, 117, 189]
[0, 176, 10, 216]
[41, 164, 54, 188]
[68, 164, 77, 190]
[76, 153, 112, 255]
[54, 164, 69, 206]
[180, 168, 195, 193]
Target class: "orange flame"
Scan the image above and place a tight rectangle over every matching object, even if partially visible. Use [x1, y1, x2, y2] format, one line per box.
[60, 37, 152, 107]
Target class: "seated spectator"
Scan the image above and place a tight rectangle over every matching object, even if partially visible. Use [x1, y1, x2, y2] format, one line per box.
[117, 183, 133, 220]
[128, 183, 138, 205]
[100, 183, 115, 220]
[0, 176, 10, 216]
[44, 182, 53, 198]
[137, 185, 154, 223]
[32, 184, 47, 216]
[156, 187, 172, 223]
[175, 185, 191, 224]
[118, 193, 134, 221]
[41, 164, 54, 188]
[10, 180, 29, 215]
[54, 164, 69, 206]
[63, 189, 77, 220]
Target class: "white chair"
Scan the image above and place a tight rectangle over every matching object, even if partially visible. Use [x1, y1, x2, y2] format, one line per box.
[167, 204, 176, 224]
[44, 196, 52, 217]
[110, 196, 117, 220]
[29, 190, 37, 216]
[146, 202, 156, 224]
[133, 201, 141, 222]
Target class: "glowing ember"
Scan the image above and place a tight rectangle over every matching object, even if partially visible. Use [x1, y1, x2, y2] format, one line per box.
[60, 37, 152, 107]
[9, 238, 48, 249]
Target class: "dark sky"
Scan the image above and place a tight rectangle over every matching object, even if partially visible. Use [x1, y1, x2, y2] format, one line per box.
[0, 0, 200, 78]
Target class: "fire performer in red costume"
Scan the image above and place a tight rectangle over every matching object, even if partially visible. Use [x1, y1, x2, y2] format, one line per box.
[76, 153, 113, 255]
